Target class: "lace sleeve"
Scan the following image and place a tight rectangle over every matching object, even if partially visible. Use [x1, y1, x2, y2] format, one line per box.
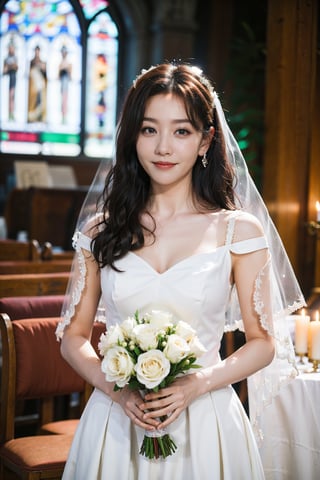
[248, 258, 298, 443]
[224, 214, 299, 443]
[55, 231, 91, 340]
[226, 250, 298, 443]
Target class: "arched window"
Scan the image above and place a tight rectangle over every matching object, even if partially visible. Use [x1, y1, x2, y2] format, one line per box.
[0, 0, 118, 158]
[84, 9, 118, 157]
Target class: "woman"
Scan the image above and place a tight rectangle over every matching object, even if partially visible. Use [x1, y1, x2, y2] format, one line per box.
[57, 63, 304, 479]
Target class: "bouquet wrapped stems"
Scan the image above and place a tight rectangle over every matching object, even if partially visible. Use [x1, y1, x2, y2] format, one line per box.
[140, 417, 177, 459]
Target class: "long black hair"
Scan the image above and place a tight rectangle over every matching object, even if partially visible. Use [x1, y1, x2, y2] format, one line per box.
[92, 63, 236, 269]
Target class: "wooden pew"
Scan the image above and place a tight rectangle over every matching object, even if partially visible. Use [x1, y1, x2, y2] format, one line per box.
[41, 241, 74, 262]
[50, 251, 74, 261]
[5, 187, 88, 250]
[0, 239, 41, 261]
[0, 272, 70, 297]
[0, 259, 72, 274]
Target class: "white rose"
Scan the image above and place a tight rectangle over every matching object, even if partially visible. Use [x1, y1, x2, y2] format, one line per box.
[121, 316, 137, 338]
[98, 324, 124, 355]
[98, 332, 109, 355]
[135, 349, 170, 389]
[101, 345, 135, 387]
[163, 334, 190, 363]
[188, 336, 207, 358]
[175, 321, 196, 343]
[146, 310, 174, 330]
[133, 323, 158, 350]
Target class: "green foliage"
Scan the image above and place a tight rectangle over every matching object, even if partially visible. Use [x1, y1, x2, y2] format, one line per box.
[224, 21, 266, 190]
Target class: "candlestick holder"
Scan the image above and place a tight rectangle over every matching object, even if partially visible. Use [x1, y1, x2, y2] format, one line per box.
[307, 358, 320, 373]
[295, 352, 307, 364]
[306, 221, 320, 237]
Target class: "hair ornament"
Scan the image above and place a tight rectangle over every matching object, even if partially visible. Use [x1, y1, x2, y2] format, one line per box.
[132, 66, 156, 88]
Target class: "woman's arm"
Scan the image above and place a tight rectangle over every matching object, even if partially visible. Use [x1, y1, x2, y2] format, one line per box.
[196, 245, 275, 395]
[60, 249, 113, 394]
[60, 248, 159, 431]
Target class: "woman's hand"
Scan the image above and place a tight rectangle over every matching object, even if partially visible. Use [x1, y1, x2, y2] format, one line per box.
[111, 387, 160, 431]
[140, 373, 201, 429]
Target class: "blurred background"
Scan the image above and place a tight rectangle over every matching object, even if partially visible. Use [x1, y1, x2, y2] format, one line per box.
[0, 0, 319, 302]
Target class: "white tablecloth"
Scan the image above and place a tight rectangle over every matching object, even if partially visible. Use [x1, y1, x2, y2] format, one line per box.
[259, 368, 320, 480]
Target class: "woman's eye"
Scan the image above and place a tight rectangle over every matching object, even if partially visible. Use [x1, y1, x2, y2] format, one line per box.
[176, 128, 190, 136]
[141, 126, 156, 135]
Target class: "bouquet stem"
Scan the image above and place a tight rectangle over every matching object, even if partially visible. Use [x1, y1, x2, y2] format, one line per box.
[140, 420, 177, 459]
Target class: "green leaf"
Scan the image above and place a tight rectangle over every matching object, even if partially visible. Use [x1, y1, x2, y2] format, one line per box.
[134, 346, 141, 356]
[128, 379, 145, 390]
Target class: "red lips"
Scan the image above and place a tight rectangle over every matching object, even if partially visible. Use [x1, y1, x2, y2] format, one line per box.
[153, 162, 176, 169]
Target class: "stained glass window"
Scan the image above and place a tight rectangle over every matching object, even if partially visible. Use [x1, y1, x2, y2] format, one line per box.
[84, 10, 118, 157]
[0, 0, 118, 158]
[79, 0, 108, 20]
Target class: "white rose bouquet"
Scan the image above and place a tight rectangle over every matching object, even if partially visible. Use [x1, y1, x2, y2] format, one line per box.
[98, 309, 207, 460]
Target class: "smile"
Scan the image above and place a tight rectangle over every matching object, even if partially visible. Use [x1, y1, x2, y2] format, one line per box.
[153, 162, 176, 169]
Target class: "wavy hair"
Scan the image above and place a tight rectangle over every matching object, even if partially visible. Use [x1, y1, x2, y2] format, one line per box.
[92, 63, 236, 269]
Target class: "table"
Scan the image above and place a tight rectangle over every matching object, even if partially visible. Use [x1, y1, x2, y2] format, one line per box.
[259, 368, 320, 480]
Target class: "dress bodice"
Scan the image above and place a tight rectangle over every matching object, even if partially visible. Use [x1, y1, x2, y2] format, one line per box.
[56, 211, 268, 363]
[100, 236, 267, 368]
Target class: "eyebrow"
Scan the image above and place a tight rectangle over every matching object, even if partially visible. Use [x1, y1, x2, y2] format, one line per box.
[142, 117, 192, 124]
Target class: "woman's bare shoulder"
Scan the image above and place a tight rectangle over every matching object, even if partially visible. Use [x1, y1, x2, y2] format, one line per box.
[80, 212, 106, 239]
[229, 210, 264, 243]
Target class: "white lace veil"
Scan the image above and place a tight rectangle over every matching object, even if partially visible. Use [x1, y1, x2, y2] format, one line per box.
[57, 66, 305, 442]
[213, 92, 305, 440]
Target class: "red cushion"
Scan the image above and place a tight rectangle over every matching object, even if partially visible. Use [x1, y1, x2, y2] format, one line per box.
[13, 317, 85, 398]
[0, 435, 73, 471]
[0, 295, 65, 319]
[40, 419, 79, 435]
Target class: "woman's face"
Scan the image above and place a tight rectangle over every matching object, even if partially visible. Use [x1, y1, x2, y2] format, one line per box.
[136, 93, 210, 191]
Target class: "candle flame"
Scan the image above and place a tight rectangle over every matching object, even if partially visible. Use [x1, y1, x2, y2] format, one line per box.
[316, 201, 320, 211]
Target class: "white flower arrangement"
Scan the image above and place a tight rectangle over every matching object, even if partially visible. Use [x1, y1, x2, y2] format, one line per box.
[98, 310, 206, 459]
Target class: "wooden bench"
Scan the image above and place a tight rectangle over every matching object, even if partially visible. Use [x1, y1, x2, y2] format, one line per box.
[0, 272, 70, 297]
[0, 259, 72, 274]
[5, 187, 88, 250]
[0, 239, 41, 261]
[41, 241, 74, 261]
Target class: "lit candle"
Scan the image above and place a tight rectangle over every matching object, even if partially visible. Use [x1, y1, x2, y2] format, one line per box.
[308, 319, 313, 358]
[309, 311, 320, 360]
[316, 201, 320, 223]
[294, 310, 310, 354]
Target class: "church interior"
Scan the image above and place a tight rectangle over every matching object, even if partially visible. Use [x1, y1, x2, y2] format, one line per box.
[0, 0, 319, 478]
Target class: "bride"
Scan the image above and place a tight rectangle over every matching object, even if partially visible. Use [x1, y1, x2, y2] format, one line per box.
[57, 63, 304, 479]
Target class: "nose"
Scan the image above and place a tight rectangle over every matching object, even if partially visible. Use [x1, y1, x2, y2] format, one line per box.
[155, 133, 172, 156]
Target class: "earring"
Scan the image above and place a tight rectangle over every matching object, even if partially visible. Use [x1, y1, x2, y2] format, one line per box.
[202, 152, 208, 168]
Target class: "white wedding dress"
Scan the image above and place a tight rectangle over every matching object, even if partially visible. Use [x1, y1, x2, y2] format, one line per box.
[61, 211, 267, 480]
